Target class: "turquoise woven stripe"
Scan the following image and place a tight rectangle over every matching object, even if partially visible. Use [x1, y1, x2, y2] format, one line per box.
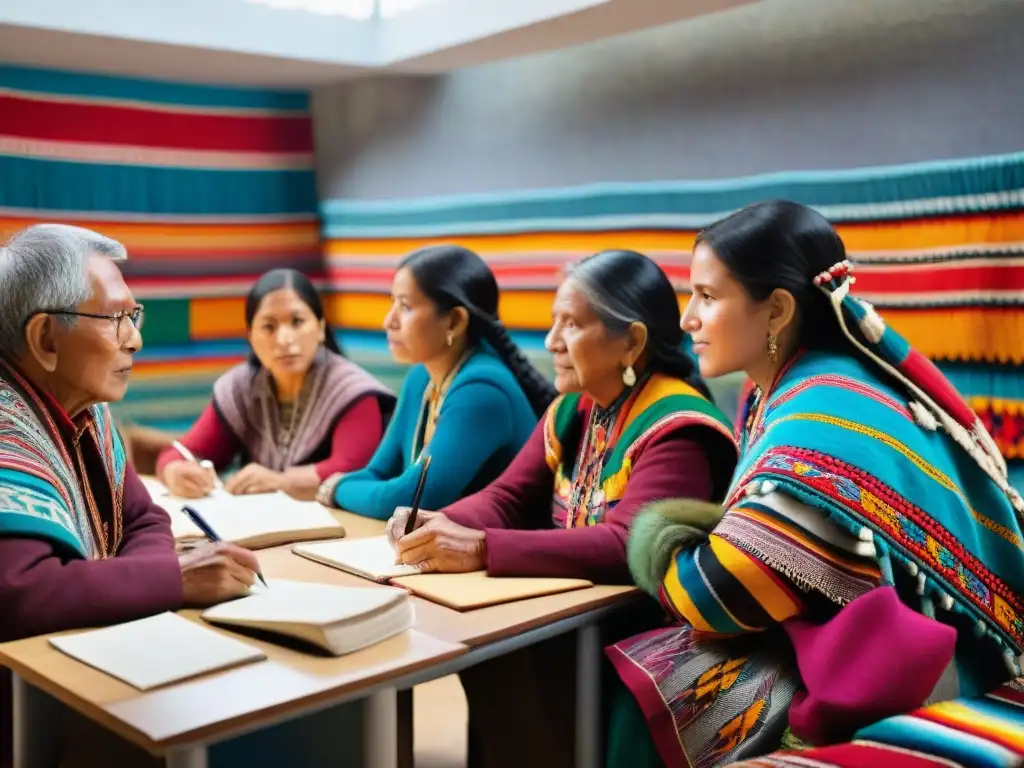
[0, 64, 309, 111]
[0, 156, 317, 215]
[321, 152, 1024, 236]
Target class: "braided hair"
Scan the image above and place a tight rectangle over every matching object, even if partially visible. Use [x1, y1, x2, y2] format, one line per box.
[399, 245, 556, 417]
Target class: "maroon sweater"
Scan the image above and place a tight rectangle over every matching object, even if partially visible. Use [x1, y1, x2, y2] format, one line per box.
[443, 419, 715, 584]
[0, 390, 183, 768]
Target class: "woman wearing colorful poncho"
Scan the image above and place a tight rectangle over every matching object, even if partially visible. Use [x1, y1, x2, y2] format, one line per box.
[607, 200, 1024, 767]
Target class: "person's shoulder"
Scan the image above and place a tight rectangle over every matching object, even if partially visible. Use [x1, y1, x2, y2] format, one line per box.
[212, 361, 257, 397]
[454, 349, 524, 398]
[397, 364, 430, 396]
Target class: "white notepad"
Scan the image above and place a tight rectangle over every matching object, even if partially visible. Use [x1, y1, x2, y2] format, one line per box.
[292, 535, 419, 582]
[49, 612, 266, 690]
[156, 491, 344, 549]
[202, 579, 414, 655]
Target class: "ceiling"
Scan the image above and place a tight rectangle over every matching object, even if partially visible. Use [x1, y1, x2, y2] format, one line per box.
[0, 0, 757, 86]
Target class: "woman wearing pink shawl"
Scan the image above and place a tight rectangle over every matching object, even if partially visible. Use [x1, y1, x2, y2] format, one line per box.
[157, 269, 395, 500]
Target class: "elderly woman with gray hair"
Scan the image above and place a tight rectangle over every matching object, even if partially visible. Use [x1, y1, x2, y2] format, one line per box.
[389, 249, 740, 768]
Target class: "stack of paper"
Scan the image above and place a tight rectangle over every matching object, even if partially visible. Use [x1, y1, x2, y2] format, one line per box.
[202, 579, 414, 655]
[49, 613, 266, 690]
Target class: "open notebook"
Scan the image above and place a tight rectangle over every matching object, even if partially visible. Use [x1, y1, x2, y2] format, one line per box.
[292, 536, 419, 582]
[150, 487, 344, 549]
[49, 612, 266, 690]
[202, 579, 414, 655]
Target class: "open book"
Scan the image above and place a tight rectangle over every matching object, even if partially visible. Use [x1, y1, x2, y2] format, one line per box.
[201, 579, 414, 655]
[292, 536, 419, 582]
[150, 488, 344, 549]
[49, 612, 266, 690]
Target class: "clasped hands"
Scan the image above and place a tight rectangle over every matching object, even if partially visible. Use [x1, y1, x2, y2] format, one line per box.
[385, 507, 487, 574]
[165, 461, 283, 498]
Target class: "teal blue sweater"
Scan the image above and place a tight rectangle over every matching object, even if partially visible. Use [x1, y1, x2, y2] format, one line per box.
[333, 348, 538, 520]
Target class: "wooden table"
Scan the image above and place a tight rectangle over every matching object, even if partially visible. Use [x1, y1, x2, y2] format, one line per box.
[5, 502, 643, 768]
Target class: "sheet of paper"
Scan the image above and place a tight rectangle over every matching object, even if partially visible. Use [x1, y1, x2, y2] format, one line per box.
[49, 612, 266, 690]
[294, 535, 419, 580]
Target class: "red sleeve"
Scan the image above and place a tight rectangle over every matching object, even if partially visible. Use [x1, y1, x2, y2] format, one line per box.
[483, 431, 714, 584]
[442, 419, 554, 531]
[0, 465, 183, 643]
[155, 403, 241, 475]
[313, 395, 386, 480]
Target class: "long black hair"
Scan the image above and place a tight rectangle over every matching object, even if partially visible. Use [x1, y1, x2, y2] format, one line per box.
[695, 200, 848, 350]
[399, 245, 556, 417]
[245, 268, 342, 365]
[565, 249, 711, 399]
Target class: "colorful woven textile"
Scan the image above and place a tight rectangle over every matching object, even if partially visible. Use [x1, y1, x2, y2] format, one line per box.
[0, 359, 126, 559]
[0, 64, 319, 432]
[734, 679, 1024, 767]
[543, 373, 735, 528]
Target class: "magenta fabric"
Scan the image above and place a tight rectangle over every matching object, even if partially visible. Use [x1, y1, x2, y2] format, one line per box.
[785, 586, 958, 745]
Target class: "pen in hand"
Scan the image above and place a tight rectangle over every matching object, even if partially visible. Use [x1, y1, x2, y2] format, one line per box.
[173, 441, 224, 490]
[404, 455, 432, 536]
[182, 504, 269, 590]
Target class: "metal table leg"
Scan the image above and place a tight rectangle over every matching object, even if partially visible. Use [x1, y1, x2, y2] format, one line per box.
[363, 689, 398, 768]
[575, 623, 602, 768]
[166, 747, 208, 768]
[12, 674, 61, 768]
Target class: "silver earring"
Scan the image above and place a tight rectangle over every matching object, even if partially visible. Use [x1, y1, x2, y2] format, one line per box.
[622, 365, 636, 387]
[446, 331, 454, 347]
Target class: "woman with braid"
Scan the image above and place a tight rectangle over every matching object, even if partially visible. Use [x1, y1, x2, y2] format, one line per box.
[320, 245, 552, 518]
[388, 249, 739, 768]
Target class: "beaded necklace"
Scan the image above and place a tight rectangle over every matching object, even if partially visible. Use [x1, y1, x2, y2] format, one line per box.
[565, 381, 638, 528]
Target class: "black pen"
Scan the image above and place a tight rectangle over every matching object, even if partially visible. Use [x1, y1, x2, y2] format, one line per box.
[182, 504, 269, 589]
[404, 455, 432, 536]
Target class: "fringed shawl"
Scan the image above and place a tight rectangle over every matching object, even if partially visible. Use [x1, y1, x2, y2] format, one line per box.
[733, 350, 1024, 677]
[0, 359, 126, 559]
[212, 349, 393, 472]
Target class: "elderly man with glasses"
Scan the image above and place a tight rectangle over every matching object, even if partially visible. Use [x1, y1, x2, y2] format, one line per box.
[0, 224, 260, 644]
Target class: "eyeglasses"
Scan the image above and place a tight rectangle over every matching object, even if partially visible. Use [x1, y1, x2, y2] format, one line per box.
[39, 305, 145, 341]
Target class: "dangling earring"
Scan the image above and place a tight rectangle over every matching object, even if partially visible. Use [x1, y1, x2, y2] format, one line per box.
[767, 333, 779, 364]
[446, 331, 454, 347]
[622, 365, 637, 387]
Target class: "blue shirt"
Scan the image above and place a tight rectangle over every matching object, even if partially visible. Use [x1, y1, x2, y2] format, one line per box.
[333, 348, 539, 520]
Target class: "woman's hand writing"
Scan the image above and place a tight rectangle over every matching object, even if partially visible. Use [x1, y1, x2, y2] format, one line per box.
[394, 513, 487, 573]
[163, 460, 217, 498]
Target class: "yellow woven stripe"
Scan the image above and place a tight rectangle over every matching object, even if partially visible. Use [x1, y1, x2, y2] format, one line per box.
[708, 536, 802, 623]
[663, 550, 714, 633]
[769, 413, 958, 493]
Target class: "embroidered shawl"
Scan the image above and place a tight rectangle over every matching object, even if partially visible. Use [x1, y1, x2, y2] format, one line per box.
[212, 349, 394, 472]
[543, 373, 736, 528]
[732, 349, 1024, 671]
[0, 360, 126, 560]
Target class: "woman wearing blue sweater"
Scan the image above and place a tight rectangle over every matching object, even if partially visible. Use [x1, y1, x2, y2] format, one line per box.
[317, 245, 555, 519]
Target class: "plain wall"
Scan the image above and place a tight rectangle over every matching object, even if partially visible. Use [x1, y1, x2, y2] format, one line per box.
[312, 0, 1024, 200]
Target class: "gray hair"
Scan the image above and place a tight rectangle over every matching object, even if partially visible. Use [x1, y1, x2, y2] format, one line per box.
[0, 224, 128, 355]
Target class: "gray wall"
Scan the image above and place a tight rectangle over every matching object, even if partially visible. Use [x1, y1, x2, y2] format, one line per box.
[313, 0, 1024, 200]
